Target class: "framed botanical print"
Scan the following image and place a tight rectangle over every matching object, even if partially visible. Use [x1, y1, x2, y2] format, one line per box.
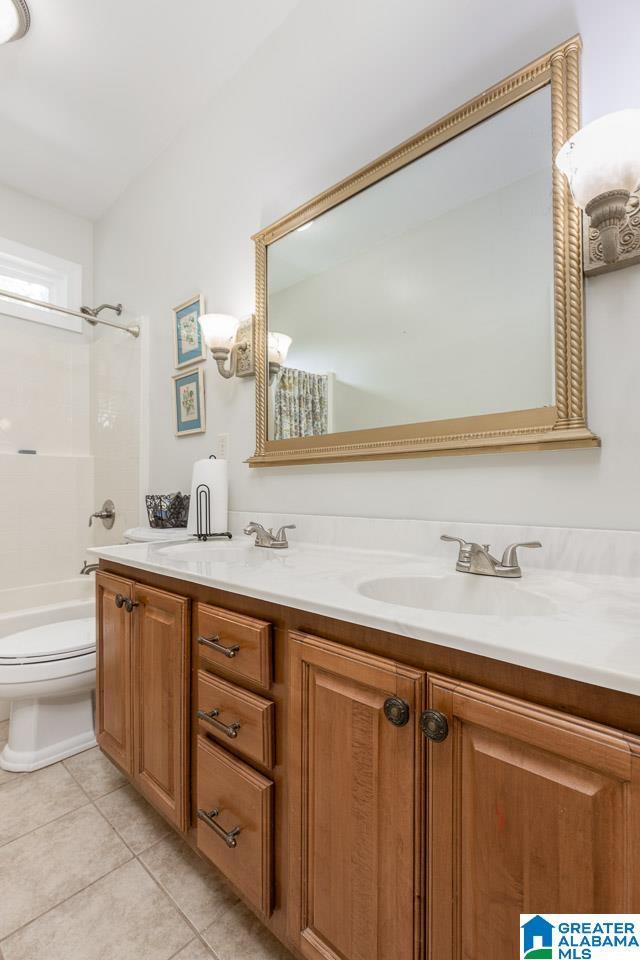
[173, 367, 206, 436]
[173, 294, 206, 367]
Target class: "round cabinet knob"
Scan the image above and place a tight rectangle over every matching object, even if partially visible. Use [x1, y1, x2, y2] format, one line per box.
[420, 709, 449, 742]
[384, 696, 410, 727]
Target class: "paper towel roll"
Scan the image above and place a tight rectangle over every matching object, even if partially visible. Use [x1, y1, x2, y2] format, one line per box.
[186, 457, 229, 536]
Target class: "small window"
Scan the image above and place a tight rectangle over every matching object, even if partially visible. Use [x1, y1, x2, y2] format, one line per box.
[0, 235, 83, 333]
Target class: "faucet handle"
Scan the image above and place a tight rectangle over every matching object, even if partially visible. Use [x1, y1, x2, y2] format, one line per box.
[501, 541, 542, 568]
[440, 535, 472, 548]
[440, 534, 475, 570]
[274, 524, 296, 543]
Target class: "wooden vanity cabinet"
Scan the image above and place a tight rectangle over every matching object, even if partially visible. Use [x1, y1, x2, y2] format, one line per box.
[287, 630, 425, 960]
[95, 572, 190, 831]
[96, 572, 134, 775]
[97, 560, 640, 960]
[427, 675, 640, 960]
[132, 583, 190, 829]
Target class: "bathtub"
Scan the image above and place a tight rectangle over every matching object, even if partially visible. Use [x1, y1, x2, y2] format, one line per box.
[0, 577, 95, 722]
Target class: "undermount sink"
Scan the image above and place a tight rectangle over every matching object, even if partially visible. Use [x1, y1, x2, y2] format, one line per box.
[358, 574, 557, 618]
[155, 542, 253, 563]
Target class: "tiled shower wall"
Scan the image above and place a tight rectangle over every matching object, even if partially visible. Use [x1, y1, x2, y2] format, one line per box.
[89, 320, 142, 548]
[0, 182, 97, 603]
[0, 315, 94, 597]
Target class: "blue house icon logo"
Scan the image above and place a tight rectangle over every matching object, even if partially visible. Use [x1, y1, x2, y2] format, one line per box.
[521, 915, 554, 959]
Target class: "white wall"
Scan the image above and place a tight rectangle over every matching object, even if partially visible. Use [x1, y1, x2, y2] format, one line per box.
[0, 184, 94, 591]
[94, 0, 640, 531]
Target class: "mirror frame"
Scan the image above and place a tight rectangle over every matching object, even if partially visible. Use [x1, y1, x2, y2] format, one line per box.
[249, 36, 599, 467]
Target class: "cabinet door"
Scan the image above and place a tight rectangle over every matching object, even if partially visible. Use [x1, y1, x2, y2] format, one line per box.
[428, 675, 640, 960]
[96, 571, 133, 775]
[132, 583, 190, 830]
[288, 631, 425, 960]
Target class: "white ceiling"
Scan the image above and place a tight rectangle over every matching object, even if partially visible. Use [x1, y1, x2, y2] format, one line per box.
[0, 0, 299, 220]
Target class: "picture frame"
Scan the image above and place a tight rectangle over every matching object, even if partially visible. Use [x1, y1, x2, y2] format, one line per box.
[173, 294, 206, 368]
[172, 366, 206, 437]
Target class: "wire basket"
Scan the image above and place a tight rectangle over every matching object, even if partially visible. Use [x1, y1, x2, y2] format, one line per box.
[145, 493, 190, 528]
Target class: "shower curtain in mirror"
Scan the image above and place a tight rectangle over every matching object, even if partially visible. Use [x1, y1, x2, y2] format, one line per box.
[274, 367, 328, 439]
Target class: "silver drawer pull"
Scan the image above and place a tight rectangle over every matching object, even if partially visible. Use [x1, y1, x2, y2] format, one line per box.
[197, 808, 241, 848]
[197, 708, 241, 739]
[198, 635, 240, 659]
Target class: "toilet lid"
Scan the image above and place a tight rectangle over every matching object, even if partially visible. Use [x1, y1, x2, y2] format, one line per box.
[0, 617, 96, 665]
[124, 526, 189, 543]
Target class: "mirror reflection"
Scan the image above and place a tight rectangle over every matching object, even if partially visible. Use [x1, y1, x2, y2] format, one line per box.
[266, 87, 554, 441]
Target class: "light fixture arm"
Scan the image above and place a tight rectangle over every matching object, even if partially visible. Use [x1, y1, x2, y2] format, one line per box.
[212, 347, 237, 379]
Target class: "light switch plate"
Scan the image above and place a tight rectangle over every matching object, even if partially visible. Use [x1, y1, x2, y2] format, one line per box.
[216, 433, 229, 460]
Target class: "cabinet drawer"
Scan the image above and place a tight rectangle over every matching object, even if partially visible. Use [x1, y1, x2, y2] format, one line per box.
[196, 603, 272, 690]
[197, 670, 274, 768]
[196, 736, 273, 916]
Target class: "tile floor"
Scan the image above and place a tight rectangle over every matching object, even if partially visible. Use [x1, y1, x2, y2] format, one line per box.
[0, 726, 292, 960]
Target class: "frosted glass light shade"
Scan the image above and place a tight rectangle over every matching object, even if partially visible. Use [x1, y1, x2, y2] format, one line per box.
[555, 110, 640, 210]
[198, 313, 239, 352]
[268, 332, 292, 365]
[0, 0, 29, 43]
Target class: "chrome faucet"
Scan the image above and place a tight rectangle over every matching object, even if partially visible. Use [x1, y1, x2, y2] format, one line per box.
[441, 535, 541, 578]
[244, 521, 296, 549]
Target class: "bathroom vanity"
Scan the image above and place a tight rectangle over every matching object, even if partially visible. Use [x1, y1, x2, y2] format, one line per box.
[92, 534, 640, 960]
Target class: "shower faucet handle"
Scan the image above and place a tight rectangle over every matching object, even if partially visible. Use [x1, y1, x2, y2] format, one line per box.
[89, 499, 116, 529]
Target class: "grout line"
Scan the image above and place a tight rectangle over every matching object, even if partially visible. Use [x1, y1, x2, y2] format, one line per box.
[130, 827, 171, 858]
[61, 756, 127, 803]
[0, 798, 93, 851]
[166, 932, 218, 960]
[135, 851, 229, 960]
[0, 840, 137, 947]
[90, 786, 169, 857]
[136, 856, 205, 942]
[84, 791, 140, 857]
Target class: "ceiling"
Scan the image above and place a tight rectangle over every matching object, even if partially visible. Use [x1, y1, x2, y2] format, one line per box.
[0, 0, 298, 220]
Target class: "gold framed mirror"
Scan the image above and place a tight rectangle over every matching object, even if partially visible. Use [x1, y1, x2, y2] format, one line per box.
[249, 36, 599, 467]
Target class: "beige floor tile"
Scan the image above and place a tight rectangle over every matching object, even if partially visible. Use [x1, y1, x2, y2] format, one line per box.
[0, 722, 17, 784]
[96, 783, 170, 854]
[0, 766, 21, 787]
[0, 804, 132, 939]
[63, 746, 126, 798]
[202, 900, 293, 960]
[171, 939, 215, 960]
[0, 763, 87, 846]
[0, 859, 194, 960]
[140, 833, 238, 931]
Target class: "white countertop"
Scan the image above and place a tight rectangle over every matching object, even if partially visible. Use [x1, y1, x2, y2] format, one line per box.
[88, 531, 640, 698]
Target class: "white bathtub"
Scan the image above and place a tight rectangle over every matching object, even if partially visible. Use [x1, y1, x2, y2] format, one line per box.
[0, 577, 95, 722]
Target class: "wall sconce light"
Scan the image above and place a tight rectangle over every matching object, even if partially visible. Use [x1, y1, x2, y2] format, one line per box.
[198, 313, 291, 382]
[556, 110, 640, 275]
[268, 332, 292, 382]
[198, 314, 240, 379]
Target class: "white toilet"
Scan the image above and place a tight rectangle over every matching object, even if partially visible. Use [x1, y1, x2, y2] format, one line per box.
[123, 526, 188, 543]
[0, 528, 184, 772]
[0, 618, 96, 772]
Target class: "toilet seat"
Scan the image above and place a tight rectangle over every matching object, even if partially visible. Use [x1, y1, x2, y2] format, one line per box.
[0, 618, 95, 665]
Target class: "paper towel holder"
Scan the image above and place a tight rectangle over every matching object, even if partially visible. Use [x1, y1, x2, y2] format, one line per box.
[194, 466, 232, 542]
